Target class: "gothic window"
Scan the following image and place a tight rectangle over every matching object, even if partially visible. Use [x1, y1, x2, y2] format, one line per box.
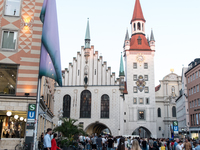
[137, 22, 141, 30]
[80, 90, 91, 118]
[172, 106, 176, 117]
[101, 94, 109, 118]
[63, 95, 71, 118]
[157, 108, 161, 117]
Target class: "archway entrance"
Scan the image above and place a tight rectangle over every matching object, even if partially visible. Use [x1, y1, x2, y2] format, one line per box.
[132, 126, 151, 138]
[85, 122, 111, 135]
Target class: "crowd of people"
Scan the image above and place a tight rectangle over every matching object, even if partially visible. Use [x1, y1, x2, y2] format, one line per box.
[77, 135, 200, 150]
[39, 129, 200, 150]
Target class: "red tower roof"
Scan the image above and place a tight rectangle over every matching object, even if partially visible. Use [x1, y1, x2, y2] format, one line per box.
[131, 0, 145, 23]
[130, 34, 151, 50]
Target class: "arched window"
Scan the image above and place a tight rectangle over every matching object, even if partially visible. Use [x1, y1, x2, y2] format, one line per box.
[157, 108, 161, 117]
[80, 90, 91, 118]
[63, 95, 71, 118]
[137, 22, 141, 30]
[172, 106, 176, 117]
[101, 94, 109, 118]
[134, 23, 136, 31]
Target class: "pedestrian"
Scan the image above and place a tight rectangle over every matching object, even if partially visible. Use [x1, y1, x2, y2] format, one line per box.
[51, 133, 61, 150]
[194, 141, 200, 150]
[132, 139, 141, 150]
[86, 135, 91, 150]
[96, 135, 103, 150]
[107, 135, 114, 150]
[184, 138, 192, 150]
[141, 139, 147, 150]
[43, 128, 52, 150]
[79, 134, 86, 150]
[91, 134, 97, 150]
[149, 138, 154, 150]
[176, 141, 183, 150]
[117, 136, 125, 150]
[174, 139, 179, 150]
[153, 138, 159, 150]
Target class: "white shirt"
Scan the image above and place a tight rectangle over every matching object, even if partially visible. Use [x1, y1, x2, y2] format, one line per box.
[43, 134, 51, 148]
[176, 144, 182, 150]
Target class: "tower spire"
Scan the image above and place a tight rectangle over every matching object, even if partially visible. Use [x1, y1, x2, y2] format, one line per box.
[119, 53, 125, 76]
[131, 0, 145, 23]
[85, 18, 90, 48]
[150, 28, 155, 41]
[123, 29, 130, 47]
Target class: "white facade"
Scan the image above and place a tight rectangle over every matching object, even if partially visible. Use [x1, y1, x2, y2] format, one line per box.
[155, 73, 182, 138]
[53, 45, 124, 136]
[175, 67, 189, 137]
[123, 50, 157, 138]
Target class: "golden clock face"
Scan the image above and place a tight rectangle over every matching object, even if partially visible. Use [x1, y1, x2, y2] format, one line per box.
[136, 53, 145, 63]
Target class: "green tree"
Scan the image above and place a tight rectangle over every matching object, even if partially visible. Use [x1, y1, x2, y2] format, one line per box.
[53, 118, 86, 138]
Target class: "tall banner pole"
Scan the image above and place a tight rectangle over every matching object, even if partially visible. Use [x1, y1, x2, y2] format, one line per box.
[33, 77, 41, 150]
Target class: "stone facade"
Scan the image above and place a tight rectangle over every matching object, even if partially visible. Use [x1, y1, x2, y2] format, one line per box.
[155, 73, 182, 138]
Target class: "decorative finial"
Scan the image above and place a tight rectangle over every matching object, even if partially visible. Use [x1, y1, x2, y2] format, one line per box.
[170, 68, 174, 73]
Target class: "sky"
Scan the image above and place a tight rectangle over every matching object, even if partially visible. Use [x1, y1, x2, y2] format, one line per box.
[56, 0, 200, 86]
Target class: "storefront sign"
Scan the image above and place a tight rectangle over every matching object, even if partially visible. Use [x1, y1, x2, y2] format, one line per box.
[26, 129, 34, 137]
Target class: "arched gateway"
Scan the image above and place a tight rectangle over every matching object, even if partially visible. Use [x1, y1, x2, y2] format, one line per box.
[132, 126, 152, 138]
[85, 122, 112, 135]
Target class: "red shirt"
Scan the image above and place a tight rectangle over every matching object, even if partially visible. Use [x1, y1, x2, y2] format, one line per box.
[51, 138, 60, 150]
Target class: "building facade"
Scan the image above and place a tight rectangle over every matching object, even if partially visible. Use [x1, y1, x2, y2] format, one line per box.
[54, 0, 160, 138]
[122, 0, 157, 138]
[0, 0, 56, 149]
[155, 72, 181, 138]
[185, 59, 200, 139]
[175, 67, 190, 138]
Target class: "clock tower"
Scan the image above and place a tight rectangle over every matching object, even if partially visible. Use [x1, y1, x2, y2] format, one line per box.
[123, 0, 157, 138]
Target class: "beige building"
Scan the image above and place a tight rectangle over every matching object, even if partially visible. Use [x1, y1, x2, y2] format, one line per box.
[0, 0, 56, 149]
[155, 72, 182, 138]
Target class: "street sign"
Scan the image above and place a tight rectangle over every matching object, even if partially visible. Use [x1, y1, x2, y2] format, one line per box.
[174, 126, 178, 134]
[173, 121, 178, 126]
[27, 111, 35, 120]
[29, 104, 36, 111]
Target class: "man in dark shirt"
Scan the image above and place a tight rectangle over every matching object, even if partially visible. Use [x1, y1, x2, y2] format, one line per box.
[107, 136, 114, 150]
[96, 135, 103, 150]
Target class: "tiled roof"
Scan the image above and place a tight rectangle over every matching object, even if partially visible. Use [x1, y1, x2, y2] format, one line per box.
[131, 0, 145, 23]
[130, 34, 151, 50]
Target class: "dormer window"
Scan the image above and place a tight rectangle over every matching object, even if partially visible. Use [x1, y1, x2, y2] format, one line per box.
[137, 36, 142, 45]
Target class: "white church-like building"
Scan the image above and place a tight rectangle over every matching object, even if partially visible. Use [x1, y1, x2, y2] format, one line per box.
[53, 0, 181, 138]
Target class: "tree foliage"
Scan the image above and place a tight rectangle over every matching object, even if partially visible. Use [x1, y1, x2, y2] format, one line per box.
[53, 118, 86, 139]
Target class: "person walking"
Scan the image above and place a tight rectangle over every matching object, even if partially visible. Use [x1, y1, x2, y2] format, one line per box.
[176, 141, 183, 150]
[132, 139, 141, 150]
[96, 135, 103, 150]
[184, 139, 192, 150]
[51, 133, 61, 150]
[149, 138, 154, 150]
[141, 139, 147, 150]
[107, 136, 114, 150]
[43, 128, 52, 150]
